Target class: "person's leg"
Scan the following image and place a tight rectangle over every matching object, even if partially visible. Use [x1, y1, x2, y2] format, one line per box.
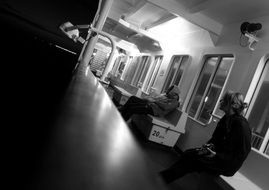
[159, 150, 202, 184]
[121, 103, 153, 121]
[119, 96, 147, 112]
[195, 157, 223, 176]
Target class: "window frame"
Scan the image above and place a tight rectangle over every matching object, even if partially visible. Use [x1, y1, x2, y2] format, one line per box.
[244, 56, 269, 158]
[142, 55, 163, 94]
[186, 54, 234, 125]
[130, 55, 150, 87]
[162, 55, 189, 93]
[124, 56, 140, 85]
[121, 56, 133, 81]
[137, 56, 152, 88]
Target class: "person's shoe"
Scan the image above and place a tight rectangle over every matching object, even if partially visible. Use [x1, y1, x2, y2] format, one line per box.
[117, 106, 124, 112]
[158, 171, 174, 184]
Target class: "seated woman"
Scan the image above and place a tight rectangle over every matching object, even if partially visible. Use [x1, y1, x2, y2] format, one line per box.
[159, 91, 252, 184]
[118, 85, 181, 121]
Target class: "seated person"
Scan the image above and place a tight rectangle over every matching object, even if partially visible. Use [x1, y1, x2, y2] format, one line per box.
[118, 85, 181, 121]
[159, 91, 252, 184]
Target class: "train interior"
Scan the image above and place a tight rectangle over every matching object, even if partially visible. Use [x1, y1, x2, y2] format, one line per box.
[1, 0, 269, 190]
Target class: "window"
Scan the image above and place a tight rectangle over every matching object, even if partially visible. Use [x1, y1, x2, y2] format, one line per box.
[162, 55, 189, 92]
[142, 56, 163, 94]
[121, 56, 133, 81]
[246, 58, 269, 157]
[131, 56, 150, 87]
[137, 56, 152, 88]
[187, 55, 234, 124]
[124, 56, 140, 84]
[110, 56, 121, 75]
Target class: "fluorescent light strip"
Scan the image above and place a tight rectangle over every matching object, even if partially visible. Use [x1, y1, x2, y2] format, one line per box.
[55, 45, 77, 55]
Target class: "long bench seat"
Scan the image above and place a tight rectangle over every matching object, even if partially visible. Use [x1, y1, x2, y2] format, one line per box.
[131, 109, 187, 147]
[219, 172, 262, 190]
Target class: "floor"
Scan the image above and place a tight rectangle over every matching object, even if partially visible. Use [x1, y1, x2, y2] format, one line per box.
[128, 122, 205, 190]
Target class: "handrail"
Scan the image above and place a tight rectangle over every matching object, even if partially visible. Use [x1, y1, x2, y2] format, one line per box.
[88, 26, 116, 81]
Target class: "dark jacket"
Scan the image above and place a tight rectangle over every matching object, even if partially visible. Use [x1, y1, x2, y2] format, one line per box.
[207, 114, 252, 176]
[148, 95, 179, 117]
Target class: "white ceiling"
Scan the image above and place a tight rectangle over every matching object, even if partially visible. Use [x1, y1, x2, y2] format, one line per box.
[108, 0, 269, 35]
[178, 0, 269, 24]
[108, 0, 176, 30]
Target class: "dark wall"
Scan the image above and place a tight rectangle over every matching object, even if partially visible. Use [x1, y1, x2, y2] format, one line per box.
[0, 1, 99, 188]
[1, 16, 79, 188]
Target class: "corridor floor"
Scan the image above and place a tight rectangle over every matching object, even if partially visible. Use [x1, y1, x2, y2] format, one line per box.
[128, 123, 205, 190]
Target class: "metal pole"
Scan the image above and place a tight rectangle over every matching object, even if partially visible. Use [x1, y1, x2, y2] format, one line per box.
[77, 0, 114, 71]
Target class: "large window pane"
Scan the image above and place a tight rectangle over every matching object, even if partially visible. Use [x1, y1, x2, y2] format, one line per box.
[117, 56, 128, 77]
[198, 57, 233, 123]
[121, 56, 133, 81]
[110, 56, 121, 75]
[144, 56, 163, 93]
[163, 55, 189, 92]
[131, 56, 149, 86]
[248, 62, 269, 153]
[188, 57, 217, 117]
[125, 56, 140, 84]
[174, 56, 189, 85]
[187, 55, 234, 124]
[138, 56, 151, 88]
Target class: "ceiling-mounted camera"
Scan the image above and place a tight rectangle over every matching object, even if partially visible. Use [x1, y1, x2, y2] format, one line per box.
[240, 22, 262, 51]
[240, 22, 262, 34]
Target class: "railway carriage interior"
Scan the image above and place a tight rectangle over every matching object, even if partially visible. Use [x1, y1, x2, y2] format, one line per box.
[2, 0, 269, 190]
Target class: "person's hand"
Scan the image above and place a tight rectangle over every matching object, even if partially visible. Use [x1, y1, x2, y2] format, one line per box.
[143, 96, 154, 102]
[205, 147, 216, 158]
[202, 143, 214, 148]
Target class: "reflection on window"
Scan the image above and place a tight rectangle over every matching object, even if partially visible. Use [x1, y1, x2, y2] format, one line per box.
[121, 56, 133, 81]
[143, 56, 163, 94]
[199, 57, 234, 122]
[162, 55, 189, 92]
[137, 56, 152, 88]
[131, 56, 150, 87]
[187, 55, 234, 124]
[124, 56, 140, 84]
[247, 59, 269, 156]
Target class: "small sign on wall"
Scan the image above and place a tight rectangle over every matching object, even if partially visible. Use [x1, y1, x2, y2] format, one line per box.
[159, 70, 165, 76]
[148, 125, 181, 147]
